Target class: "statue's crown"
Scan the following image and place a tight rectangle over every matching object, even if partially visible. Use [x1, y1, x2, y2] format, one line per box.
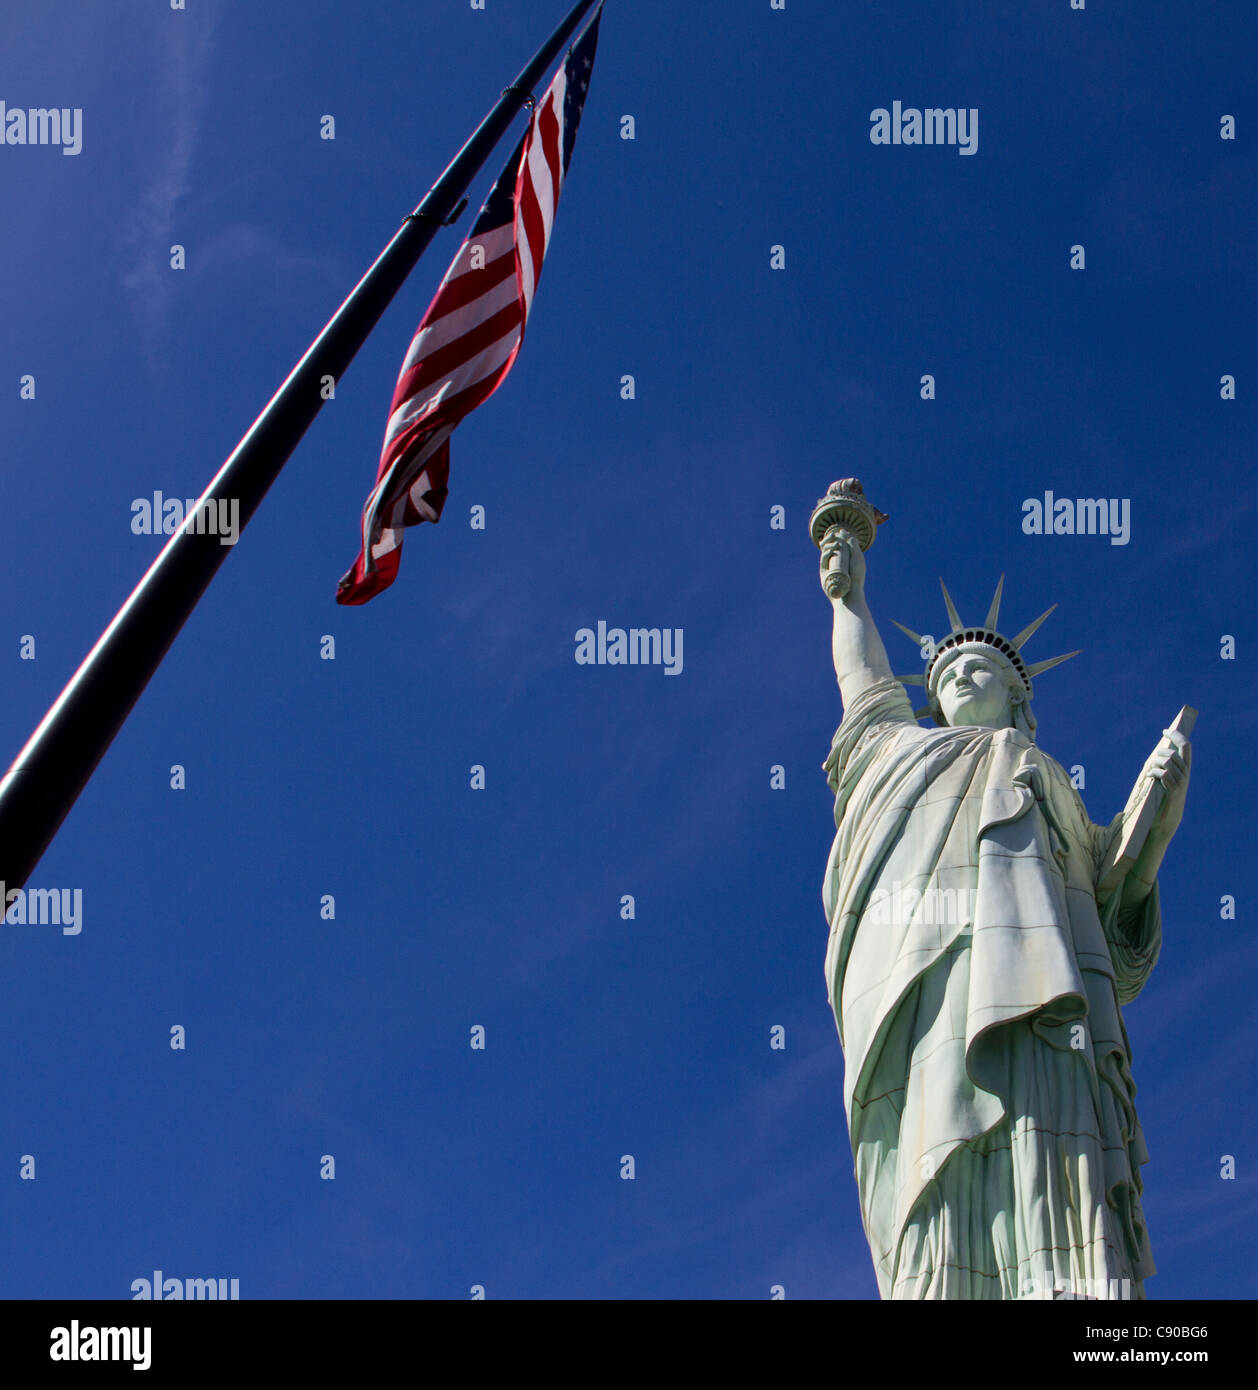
[892, 576, 1080, 725]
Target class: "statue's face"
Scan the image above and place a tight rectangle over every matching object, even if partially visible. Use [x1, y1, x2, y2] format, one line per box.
[935, 652, 1016, 729]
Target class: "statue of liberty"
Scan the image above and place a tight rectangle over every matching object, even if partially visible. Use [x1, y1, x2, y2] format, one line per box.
[812, 481, 1193, 1301]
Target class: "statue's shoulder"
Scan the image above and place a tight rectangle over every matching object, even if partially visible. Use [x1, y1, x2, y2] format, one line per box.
[838, 675, 917, 731]
[826, 681, 921, 791]
[1034, 744, 1099, 829]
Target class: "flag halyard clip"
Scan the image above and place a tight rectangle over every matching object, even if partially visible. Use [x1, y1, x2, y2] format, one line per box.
[501, 85, 537, 110]
[406, 200, 468, 228]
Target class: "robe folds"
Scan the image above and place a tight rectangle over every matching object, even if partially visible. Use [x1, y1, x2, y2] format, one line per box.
[822, 677, 1160, 1300]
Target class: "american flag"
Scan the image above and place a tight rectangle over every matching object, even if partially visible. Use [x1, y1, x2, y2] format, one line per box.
[336, 6, 603, 605]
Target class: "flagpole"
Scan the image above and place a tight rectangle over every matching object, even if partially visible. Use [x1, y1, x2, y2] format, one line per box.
[0, 0, 603, 894]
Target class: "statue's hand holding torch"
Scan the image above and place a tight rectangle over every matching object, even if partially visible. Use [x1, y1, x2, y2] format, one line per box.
[810, 479, 887, 602]
[819, 526, 866, 600]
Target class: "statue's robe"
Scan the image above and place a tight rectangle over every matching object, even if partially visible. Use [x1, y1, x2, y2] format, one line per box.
[823, 677, 1160, 1300]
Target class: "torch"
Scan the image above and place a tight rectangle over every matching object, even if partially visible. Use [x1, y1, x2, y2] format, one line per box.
[809, 479, 887, 599]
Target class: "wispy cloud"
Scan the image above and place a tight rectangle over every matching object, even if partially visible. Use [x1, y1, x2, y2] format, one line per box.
[117, 3, 223, 368]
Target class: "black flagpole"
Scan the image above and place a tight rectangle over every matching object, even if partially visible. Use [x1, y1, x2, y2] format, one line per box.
[0, 0, 602, 893]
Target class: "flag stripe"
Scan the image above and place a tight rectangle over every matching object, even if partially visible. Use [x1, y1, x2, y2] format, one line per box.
[415, 246, 515, 334]
[402, 262, 519, 364]
[365, 428, 452, 561]
[393, 300, 522, 409]
[382, 355, 520, 508]
[383, 321, 519, 450]
[536, 83, 564, 218]
[517, 90, 562, 314]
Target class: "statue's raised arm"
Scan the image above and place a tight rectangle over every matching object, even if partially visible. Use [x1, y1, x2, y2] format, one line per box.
[810, 480, 893, 709]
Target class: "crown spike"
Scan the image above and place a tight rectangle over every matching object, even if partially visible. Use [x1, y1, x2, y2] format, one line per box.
[1025, 650, 1081, 679]
[939, 579, 963, 635]
[896, 673, 927, 687]
[984, 574, 1005, 631]
[1011, 605, 1057, 650]
[890, 619, 924, 646]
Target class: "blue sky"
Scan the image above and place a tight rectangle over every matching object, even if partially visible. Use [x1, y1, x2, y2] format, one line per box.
[1, 0, 1254, 1300]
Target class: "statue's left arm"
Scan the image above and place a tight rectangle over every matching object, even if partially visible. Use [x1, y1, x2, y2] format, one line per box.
[1085, 725, 1190, 1002]
[1117, 726, 1191, 914]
